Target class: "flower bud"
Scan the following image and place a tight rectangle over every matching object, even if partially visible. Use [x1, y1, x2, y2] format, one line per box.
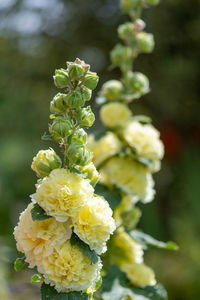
[120, 0, 140, 13]
[50, 93, 67, 113]
[81, 86, 92, 102]
[68, 63, 85, 80]
[111, 44, 133, 68]
[53, 69, 70, 88]
[136, 32, 155, 53]
[118, 22, 134, 40]
[49, 118, 73, 141]
[76, 106, 95, 127]
[124, 71, 149, 96]
[82, 72, 99, 90]
[31, 149, 62, 178]
[68, 129, 87, 145]
[102, 80, 123, 101]
[67, 144, 91, 166]
[145, 0, 160, 5]
[80, 162, 99, 187]
[66, 91, 85, 108]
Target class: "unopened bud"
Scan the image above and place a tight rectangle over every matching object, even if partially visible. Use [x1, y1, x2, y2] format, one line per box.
[136, 32, 155, 53]
[111, 44, 133, 68]
[102, 80, 123, 101]
[68, 129, 87, 145]
[81, 86, 92, 102]
[67, 145, 91, 166]
[31, 149, 62, 178]
[120, 0, 140, 13]
[82, 72, 99, 90]
[66, 91, 85, 108]
[68, 63, 85, 80]
[53, 69, 70, 88]
[81, 162, 99, 187]
[50, 93, 67, 113]
[124, 71, 149, 95]
[118, 22, 134, 40]
[49, 118, 73, 141]
[76, 106, 95, 127]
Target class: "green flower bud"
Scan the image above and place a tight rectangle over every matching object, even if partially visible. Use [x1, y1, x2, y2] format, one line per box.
[111, 44, 133, 69]
[76, 106, 95, 127]
[81, 86, 92, 102]
[124, 71, 149, 96]
[31, 148, 62, 178]
[50, 93, 67, 113]
[102, 80, 123, 101]
[68, 63, 84, 80]
[136, 32, 155, 53]
[68, 129, 87, 145]
[120, 0, 140, 13]
[53, 69, 70, 88]
[67, 144, 91, 166]
[118, 22, 134, 40]
[80, 162, 99, 187]
[49, 118, 73, 141]
[145, 0, 160, 5]
[66, 91, 85, 108]
[82, 72, 99, 90]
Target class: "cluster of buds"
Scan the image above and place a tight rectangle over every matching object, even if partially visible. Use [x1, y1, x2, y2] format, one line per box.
[14, 59, 116, 297]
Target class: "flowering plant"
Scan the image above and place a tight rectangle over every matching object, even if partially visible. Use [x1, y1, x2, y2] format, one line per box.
[14, 58, 115, 299]
[88, 0, 178, 299]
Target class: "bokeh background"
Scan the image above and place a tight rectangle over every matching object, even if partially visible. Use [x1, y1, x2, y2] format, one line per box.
[0, 0, 199, 299]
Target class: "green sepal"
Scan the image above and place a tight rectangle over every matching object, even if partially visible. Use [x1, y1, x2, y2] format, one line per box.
[31, 273, 43, 283]
[70, 167, 87, 178]
[14, 256, 28, 272]
[127, 230, 179, 250]
[41, 283, 89, 300]
[31, 203, 52, 221]
[95, 184, 122, 210]
[70, 232, 98, 265]
[42, 134, 53, 141]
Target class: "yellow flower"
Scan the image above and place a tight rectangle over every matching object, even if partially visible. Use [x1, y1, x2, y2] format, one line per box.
[121, 263, 156, 287]
[123, 121, 164, 172]
[102, 156, 155, 203]
[110, 228, 143, 266]
[87, 132, 122, 167]
[100, 102, 132, 129]
[31, 148, 62, 178]
[32, 168, 94, 221]
[73, 195, 116, 255]
[38, 241, 102, 292]
[14, 203, 72, 268]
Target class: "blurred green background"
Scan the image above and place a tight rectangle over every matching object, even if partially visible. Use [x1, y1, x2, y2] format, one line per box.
[0, 0, 199, 299]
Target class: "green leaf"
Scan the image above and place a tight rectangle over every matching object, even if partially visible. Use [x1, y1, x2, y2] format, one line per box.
[70, 232, 98, 265]
[41, 283, 89, 299]
[130, 284, 168, 300]
[31, 273, 43, 283]
[31, 203, 52, 221]
[101, 265, 168, 300]
[14, 256, 28, 271]
[94, 130, 107, 141]
[95, 184, 122, 210]
[128, 230, 178, 250]
[42, 134, 53, 141]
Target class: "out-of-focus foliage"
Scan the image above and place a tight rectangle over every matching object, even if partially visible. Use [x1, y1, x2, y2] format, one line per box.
[0, 0, 199, 299]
